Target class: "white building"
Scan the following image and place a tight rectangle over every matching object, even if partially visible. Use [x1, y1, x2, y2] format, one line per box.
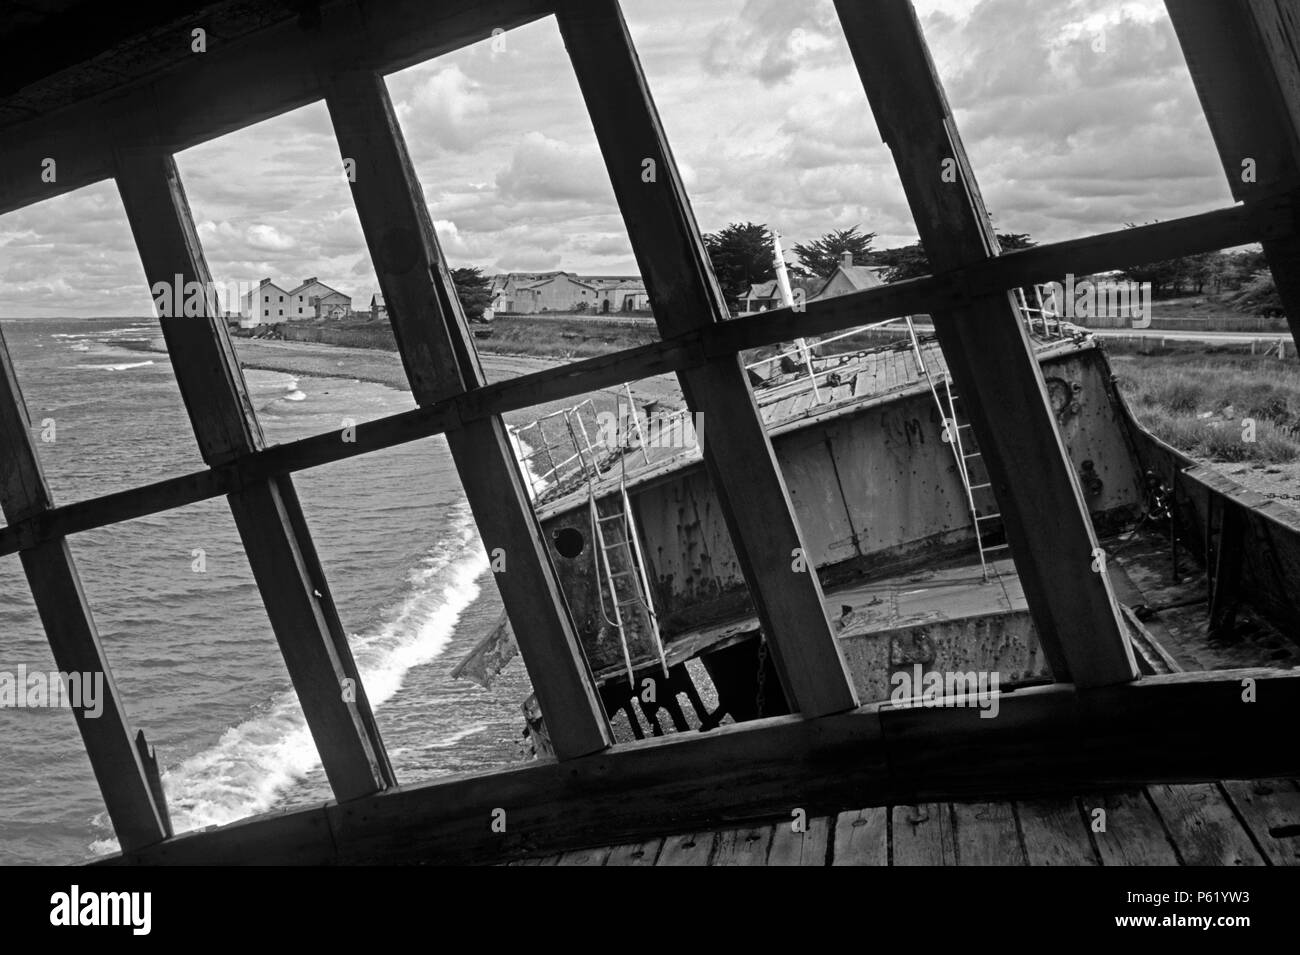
[239, 278, 291, 327]
[239, 277, 353, 326]
[289, 277, 351, 320]
[489, 271, 649, 314]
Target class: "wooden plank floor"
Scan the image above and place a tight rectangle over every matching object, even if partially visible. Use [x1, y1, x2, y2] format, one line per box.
[507, 778, 1300, 866]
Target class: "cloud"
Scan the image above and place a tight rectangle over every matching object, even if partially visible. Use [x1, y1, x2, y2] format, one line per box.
[701, 0, 841, 86]
[392, 65, 488, 152]
[0, 0, 1246, 317]
[244, 224, 297, 252]
[495, 132, 611, 203]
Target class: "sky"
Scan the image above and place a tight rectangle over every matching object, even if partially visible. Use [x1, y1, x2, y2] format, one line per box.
[0, 0, 1237, 318]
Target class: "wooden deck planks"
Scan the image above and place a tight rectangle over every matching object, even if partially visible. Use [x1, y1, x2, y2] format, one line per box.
[502, 783, 1300, 865]
[890, 804, 956, 865]
[770, 816, 832, 866]
[712, 825, 775, 865]
[656, 832, 717, 866]
[1221, 778, 1300, 866]
[832, 808, 888, 866]
[1148, 783, 1265, 866]
[952, 801, 1026, 865]
[1084, 790, 1180, 866]
[555, 845, 613, 866]
[605, 839, 664, 866]
[1017, 797, 1099, 865]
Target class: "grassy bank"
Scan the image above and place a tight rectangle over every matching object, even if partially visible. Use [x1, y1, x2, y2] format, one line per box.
[1110, 352, 1300, 464]
[248, 314, 657, 361]
[480, 314, 657, 360]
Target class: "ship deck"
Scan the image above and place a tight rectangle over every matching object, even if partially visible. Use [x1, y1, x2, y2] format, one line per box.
[531, 327, 1089, 517]
[511, 778, 1300, 866]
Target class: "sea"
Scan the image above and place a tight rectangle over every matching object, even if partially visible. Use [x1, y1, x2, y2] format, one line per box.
[0, 316, 534, 864]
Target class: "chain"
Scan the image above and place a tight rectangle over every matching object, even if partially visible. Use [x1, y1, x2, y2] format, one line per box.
[755, 634, 768, 718]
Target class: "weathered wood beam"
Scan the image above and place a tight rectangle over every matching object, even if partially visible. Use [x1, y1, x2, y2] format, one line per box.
[102, 668, 1300, 865]
[0, 0, 553, 217]
[1208, 499, 1246, 637]
[1166, 0, 1300, 349]
[112, 146, 394, 802]
[834, 0, 1138, 687]
[0, 195, 1288, 560]
[554, 0, 858, 716]
[323, 69, 613, 759]
[0, 324, 170, 851]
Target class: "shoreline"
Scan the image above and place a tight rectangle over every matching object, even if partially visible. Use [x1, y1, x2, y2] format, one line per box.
[124, 334, 684, 430]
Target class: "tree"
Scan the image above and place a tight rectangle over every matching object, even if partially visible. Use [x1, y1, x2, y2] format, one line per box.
[451, 266, 493, 322]
[869, 242, 930, 282]
[704, 222, 775, 309]
[792, 226, 877, 278]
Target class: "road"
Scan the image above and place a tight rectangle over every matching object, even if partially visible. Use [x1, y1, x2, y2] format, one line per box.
[1086, 327, 1292, 347]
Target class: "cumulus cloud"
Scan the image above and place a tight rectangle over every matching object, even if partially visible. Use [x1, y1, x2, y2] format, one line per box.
[495, 132, 611, 203]
[393, 65, 488, 152]
[702, 0, 841, 86]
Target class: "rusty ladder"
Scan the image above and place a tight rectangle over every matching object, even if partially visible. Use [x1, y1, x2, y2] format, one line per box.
[906, 317, 1006, 581]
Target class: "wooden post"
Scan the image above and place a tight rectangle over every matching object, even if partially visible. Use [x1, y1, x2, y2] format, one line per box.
[0, 325, 170, 851]
[553, 0, 859, 717]
[112, 147, 395, 802]
[833, 0, 1137, 686]
[1166, 0, 1300, 352]
[323, 71, 613, 759]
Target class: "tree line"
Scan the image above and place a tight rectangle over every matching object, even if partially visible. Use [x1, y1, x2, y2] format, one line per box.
[700, 221, 1277, 315]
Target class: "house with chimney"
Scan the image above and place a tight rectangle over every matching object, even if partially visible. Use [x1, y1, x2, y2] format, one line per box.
[239, 278, 292, 328]
[809, 252, 889, 301]
[239, 277, 352, 326]
[289, 277, 351, 320]
[489, 271, 649, 314]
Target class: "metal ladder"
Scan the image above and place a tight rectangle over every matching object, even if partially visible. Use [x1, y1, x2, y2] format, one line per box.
[1016, 284, 1063, 338]
[588, 431, 668, 690]
[615, 383, 651, 466]
[906, 318, 1006, 581]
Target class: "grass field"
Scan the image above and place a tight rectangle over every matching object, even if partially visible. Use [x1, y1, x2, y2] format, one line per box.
[1110, 352, 1300, 464]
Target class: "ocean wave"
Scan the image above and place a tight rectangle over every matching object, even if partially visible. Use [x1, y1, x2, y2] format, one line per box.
[90, 503, 487, 851]
[73, 360, 155, 371]
[422, 724, 488, 750]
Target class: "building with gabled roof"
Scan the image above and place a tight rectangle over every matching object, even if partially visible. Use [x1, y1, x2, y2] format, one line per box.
[810, 252, 889, 301]
[239, 278, 291, 328]
[288, 277, 351, 320]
